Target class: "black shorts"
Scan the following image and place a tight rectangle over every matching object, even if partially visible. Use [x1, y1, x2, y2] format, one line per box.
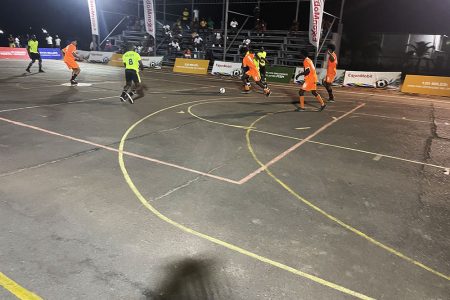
[125, 69, 140, 84]
[29, 52, 41, 61]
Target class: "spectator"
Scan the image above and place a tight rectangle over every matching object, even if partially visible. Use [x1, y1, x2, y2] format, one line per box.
[163, 24, 173, 39]
[183, 48, 192, 59]
[213, 32, 222, 48]
[55, 35, 61, 48]
[193, 34, 203, 51]
[182, 8, 190, 29]
[193, 9, 199, 22]
[199, 18, 207, 32]
[14, 36, 20, 48]
[322, 18, 332, 35]
[207, 18, 214, 30]
[90, 41, 95, 51]
[46, 34, 53, 47]
[255, 19, 266, 37]
[104, 40, 112, 51]
[169, 39, 180, 56]
[289, 20, 300, 35]
[230, 18, 238, 34]
[8, 35, 15, 47]
[191, 19, 200, 32]
[173, 19, 183, 37]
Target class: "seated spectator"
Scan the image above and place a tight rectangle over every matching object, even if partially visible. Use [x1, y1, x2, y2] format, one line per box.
[182, 8, 190, 29]
[193, 34, 203, 51]
[212, 32, 222, 47]
[230, 18, 238, 34]
[8, 35, 15, 48]
[183, 48, 192, 59]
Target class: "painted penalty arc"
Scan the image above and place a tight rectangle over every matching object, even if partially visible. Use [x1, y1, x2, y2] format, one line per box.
[118, 97, 375, 299]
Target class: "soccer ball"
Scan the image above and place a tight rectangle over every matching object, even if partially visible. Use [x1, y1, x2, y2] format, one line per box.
[376, 79, 389, 88]
[233, 69, 242, 76]
[219, 88, 226, 94]
[150, 61, 156, 67]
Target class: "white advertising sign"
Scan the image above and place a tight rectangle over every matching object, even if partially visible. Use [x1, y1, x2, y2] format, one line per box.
[141, 56, 163, 68]
[88, 51, 113, 63]
[294, 67, 346, 86]
[87, 0, 99, 35]
[309, 0, 325, 48]
[343, 71, 402, 88]
[211, 60, 243, 76]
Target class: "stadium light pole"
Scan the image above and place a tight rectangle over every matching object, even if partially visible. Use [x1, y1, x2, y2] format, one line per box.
[335, 0, 345, 57]
[295, 0, 300, 21]
[223, 0, 229, 61]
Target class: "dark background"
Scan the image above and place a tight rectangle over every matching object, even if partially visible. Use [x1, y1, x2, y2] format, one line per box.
[1, 0, 449, 49]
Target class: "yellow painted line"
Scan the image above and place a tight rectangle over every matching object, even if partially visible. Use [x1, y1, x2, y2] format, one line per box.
[187, 101, 449, 171]
[245, 112, 450, 282]
[118, 98, 375, 300]
[0, 272, 42, 300]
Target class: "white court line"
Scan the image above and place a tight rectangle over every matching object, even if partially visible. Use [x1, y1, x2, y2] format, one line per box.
[0, 95, 117, 113]
[238, 103, 366, 183]
[0, 116, 240, 184]
[326, 109, 440, 124]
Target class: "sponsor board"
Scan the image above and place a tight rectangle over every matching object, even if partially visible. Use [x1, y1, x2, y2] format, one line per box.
[173, 58, 209, 75]
[343, 71, 401, 89]
[401, 75, 450, 97]
[88, 51, 114, 63]
[266, 66, 295, 83]
[211, 60, 242, 76]
[108, 53, 123, 67]
[38, 48, 62, 59]
[294, 67, 346, 85]
[0, 47, 29, 59]
[76, 50, 91, 60]
[141, 56, 163, 68]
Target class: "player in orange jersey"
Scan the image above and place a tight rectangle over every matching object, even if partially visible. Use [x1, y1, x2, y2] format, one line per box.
[242, 48, 271, 97]
[323, 44, 337, 102]
[62, 40, 81, 86]
[294, 50, 326, 112]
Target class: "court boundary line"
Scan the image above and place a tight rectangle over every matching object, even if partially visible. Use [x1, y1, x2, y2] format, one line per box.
[0, 271, 42, 300]
[187, 101, 449, 171]
[244, 113, 450, 282]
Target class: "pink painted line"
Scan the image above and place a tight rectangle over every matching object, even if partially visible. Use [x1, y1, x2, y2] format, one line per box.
[0, 116, 240, 185]
[238, 103, 366, 184]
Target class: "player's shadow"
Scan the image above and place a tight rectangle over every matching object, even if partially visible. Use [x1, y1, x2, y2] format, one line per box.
[0, 73, 38, 84]
[143, 257, 231, 299]
[46, 86, 80, 103]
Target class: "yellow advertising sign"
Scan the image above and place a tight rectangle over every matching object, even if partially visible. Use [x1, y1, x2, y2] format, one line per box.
[173, 58, 209, 75]
[401, 75, 450, 97]
[108, 53, 123, 67]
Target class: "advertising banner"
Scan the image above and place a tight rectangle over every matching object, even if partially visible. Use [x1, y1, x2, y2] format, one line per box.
[401, 75, 450, 96]
[309, 0, 325, 48]
[295, 67, 346, 86]
[266, 66, 295, 83]
[38, 48, 62, 60]
[88, 51, 113, 63]
[108, 53, 123, 67]
[343, 71, 401, 88]
[87, 0, 99, 35]
[0, 47, 29, 60]
[143, 0, 155, 38]
[141, 56, 163, 68]
[76, 50, 91, 60]
[173, 58, 209, 75]
[211, 60, 242, 76]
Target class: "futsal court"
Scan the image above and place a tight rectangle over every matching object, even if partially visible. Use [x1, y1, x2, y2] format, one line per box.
[0, 60, 449, 299]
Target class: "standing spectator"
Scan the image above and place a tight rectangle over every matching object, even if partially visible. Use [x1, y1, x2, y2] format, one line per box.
[230, 18, 238, 34]
[207, 18, 214, 30]
[183, 48, 192, 59]
[90, 41, 95, 51]
[8, 35, 15, 47]
[14, 36, 20, 48]
[55, 35, 61, 48]
[104, 40, 112, 51]
[173, 19, 183, 37]
[46, 34, 53, 47]
[213, 32, 222, 48]
[199, 18, 207, 33]
[182, 8, 190, 29]
[163, 24, 172, 38]
[193, 9, 199, 22]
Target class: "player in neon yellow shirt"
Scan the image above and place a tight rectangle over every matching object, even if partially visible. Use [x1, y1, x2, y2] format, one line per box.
[120, 45, 145, 104]
[26, 35, 44, 73]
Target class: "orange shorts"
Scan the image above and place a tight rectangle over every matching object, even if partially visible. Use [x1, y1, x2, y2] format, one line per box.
[64, 59, 79, 69]
[302, 80, 317, 91]
[324, 74, 336, 83]
[246, 69, 261, 82]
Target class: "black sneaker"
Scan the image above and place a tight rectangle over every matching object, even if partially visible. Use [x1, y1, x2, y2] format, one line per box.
[70, 80, 78, 86]
[319, 104, 327, 111]
[328, 98, 335, 102]
[295, 107, 306, 112]
[25, 68, 31, 73]
[125, 92, 134, 104]
[39, 69, 45, 73]
[120, 91, 127, 102]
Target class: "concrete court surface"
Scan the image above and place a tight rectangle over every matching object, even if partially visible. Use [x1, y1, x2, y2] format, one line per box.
[0, 60, 449, 300]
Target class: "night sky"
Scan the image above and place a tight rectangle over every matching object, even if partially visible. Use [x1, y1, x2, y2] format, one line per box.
[1, 0, 449, 49]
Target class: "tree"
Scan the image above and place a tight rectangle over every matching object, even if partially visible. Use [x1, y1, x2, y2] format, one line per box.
[406, 41, 435, 73]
